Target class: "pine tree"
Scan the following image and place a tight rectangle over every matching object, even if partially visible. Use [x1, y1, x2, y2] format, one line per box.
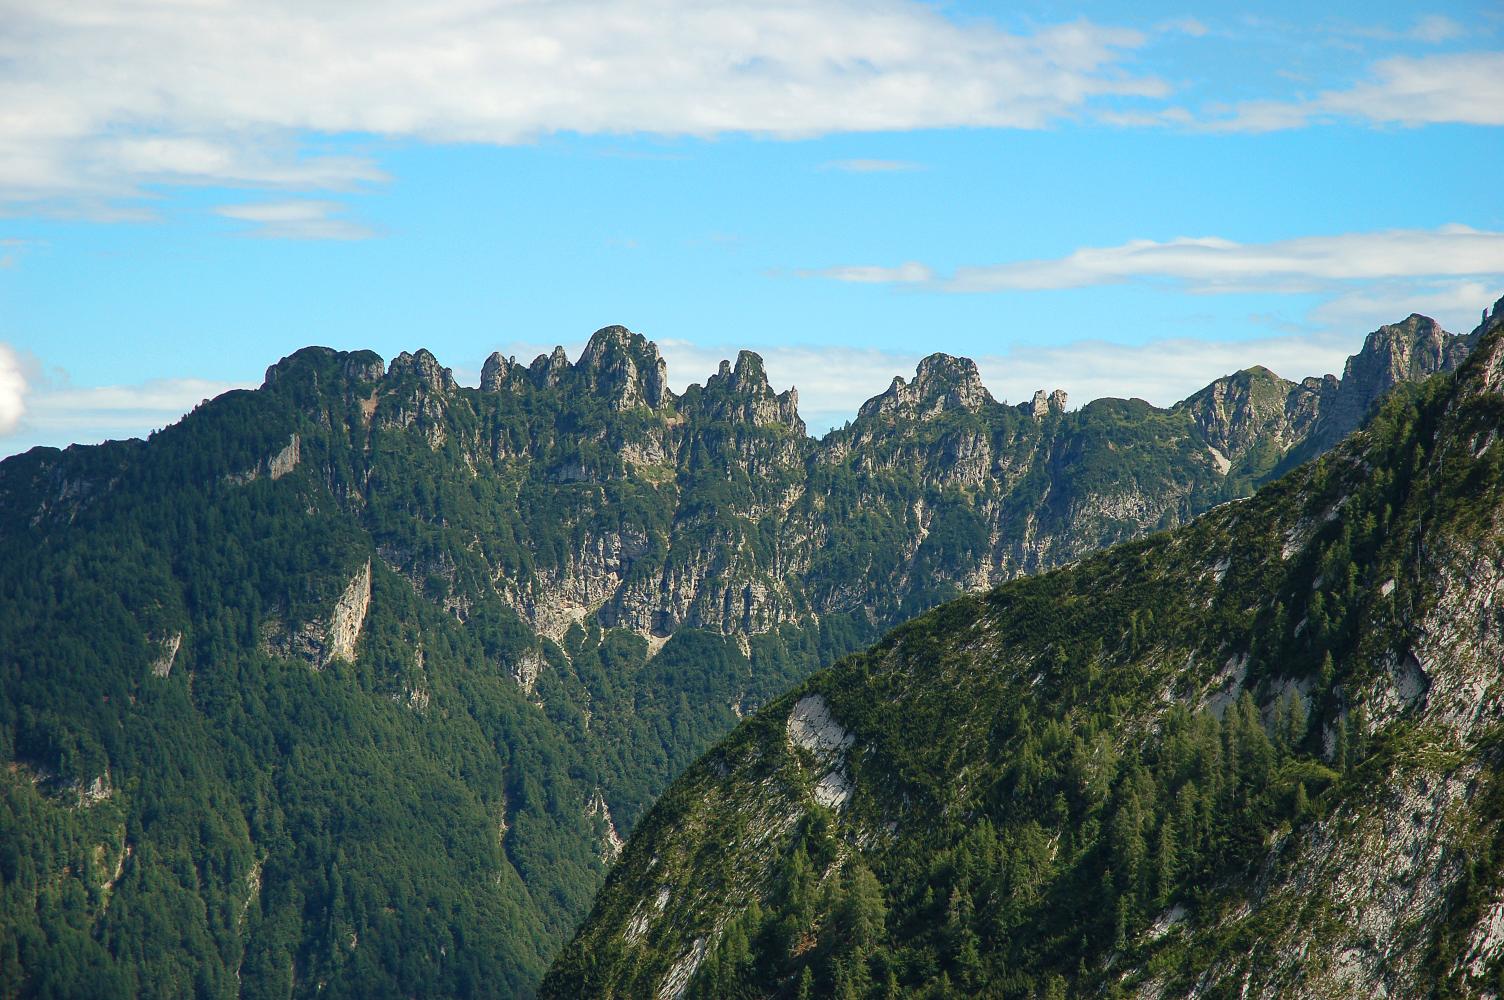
[1154, 815, 1178, 908]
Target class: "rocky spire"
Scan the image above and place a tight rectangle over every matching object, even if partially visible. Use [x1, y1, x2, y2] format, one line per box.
[1018, 389, 1068, 419]
[529, 346, 571, 388]
[696, 350, 803, 431]
[480, 352, 517, 392]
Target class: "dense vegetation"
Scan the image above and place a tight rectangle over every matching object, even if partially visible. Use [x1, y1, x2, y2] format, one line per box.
[544, 314, 1504, 997]
[0, 313, 1475, 997]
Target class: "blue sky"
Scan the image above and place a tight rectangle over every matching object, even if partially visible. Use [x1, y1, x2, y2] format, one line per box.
[1, 0, 1502, 452]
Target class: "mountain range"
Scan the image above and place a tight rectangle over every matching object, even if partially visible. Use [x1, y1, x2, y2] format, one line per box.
[0, 304, 1489, 998]
[543, 304, 1504, 998]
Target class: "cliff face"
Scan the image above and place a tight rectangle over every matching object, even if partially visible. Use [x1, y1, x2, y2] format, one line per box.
[0, 307, 1488, 998]
[542, 304, 1504, 1000]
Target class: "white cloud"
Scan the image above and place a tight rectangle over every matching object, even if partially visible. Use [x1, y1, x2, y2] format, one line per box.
[820, 159, 924, 173]
[1214, 51, 1504, 131]
[0, 1, 1162, 211]
[800, 261, 934, 284]
[214, 200, 375, 240]
[1320, 51, 1504, 126]
[0, 344, 26, 434]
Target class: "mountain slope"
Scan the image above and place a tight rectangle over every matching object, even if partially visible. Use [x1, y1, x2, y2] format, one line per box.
[0, 308, 1482, 997]
[542, 304, 1504, 999]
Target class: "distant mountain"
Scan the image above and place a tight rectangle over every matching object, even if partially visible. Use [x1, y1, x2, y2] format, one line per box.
[0, 305, 1485, 997]
[542, 302, 1504, 999]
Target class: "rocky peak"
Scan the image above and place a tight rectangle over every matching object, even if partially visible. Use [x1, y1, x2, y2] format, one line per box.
[913, 353, 993, 410]
[480, 352, 517, 392]
[1473, 295, 1504, 340]
[697, 351, 802, 431]
[1174, 365, 1296, 458]
[707, 350, 772, 394]
[263, 346, 386, 389]
[1303, 313, 1472, 454]
[529, 346, 572, 388]
[1344, 314, 1469, 400]
[388, 349, 457, 394]
[574, 325, 671, 410]
[859, 353, 994, 421]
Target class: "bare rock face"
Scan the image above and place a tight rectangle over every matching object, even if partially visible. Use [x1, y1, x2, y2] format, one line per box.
[380, 351, 456, 449]
[261, 560, 371, 669]
[268, 434, 300, 480]
[324, 559, 372, 665]
[508, 646, 546, 695]
[586, 787, 626, 863]
[150, 633, 182, 678]
[1176, 366, 1294, 458]
[786, 694, 856, 810]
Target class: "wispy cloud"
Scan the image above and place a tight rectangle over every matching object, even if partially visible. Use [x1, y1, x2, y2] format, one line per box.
[0, 2, 1163, 214]
[1211, 51, 1504, 131]
[214, 200, 375, 240]
[1155, 17, 1209, 38]
[820, 159, 924, 173]
[1347, 14, 1465, 44]
[804, 225, 1504, 334]
[800, 262, 933, 284]
[937, 226, 1504, 292]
